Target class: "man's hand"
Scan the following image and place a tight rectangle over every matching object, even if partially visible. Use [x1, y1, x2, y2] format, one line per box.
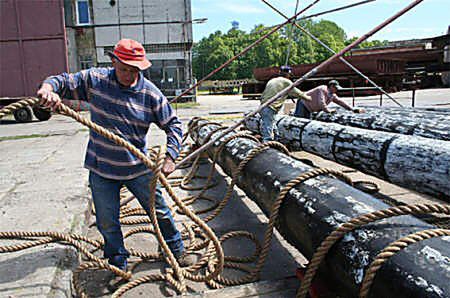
[162, 156, 176, 177]
[326, 108, 336, 114]
[353, 108, 365, 113]
[37, 84, 62, 111]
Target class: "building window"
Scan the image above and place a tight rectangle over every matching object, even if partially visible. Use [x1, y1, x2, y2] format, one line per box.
[144, 43, 193, 54]
[76, 0, 90, 26]
[79, 55, 93, 70]
[103, 46, 114, 56]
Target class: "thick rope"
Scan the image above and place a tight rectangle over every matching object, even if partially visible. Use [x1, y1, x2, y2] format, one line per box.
[0, 97, 40, 119]
[2, 100, 448, 298]
[181, 123, 355, 286]
[296, 203, 450, 298]
[191, 121, 449, 298]
[359, 228, 450, 298]
[1, 101, 225, 296]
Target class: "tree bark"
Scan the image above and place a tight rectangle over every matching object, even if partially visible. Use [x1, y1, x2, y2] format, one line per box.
[312, 107, 450, 141]
[190, 119, 450, 298]
[245, 114, 450, 200]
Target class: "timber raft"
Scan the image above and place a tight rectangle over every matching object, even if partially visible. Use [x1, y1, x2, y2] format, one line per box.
[190, 119, 450, 298]
[244, 113, 450, 200]
[312, 106, 450, 141]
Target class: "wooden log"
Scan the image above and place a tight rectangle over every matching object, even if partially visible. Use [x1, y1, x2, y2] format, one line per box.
[190, 120, 450, 298]
[312, 107, 450, 141]
[245, 114, 450, 200]
[360, 106, 450, 115]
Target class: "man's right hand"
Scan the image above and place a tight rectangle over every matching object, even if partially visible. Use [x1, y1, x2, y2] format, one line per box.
[37, 85, 61, 111]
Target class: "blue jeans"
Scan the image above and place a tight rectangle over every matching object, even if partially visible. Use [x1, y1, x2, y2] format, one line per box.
[294, 100, 311, 119]
[260, 106, 277, 143]
[89, 171, 184, 260]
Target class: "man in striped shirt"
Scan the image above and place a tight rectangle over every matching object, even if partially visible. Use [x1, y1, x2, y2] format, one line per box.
[37, 39, 193, 270]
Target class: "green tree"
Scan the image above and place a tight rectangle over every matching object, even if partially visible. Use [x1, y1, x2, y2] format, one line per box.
[192, 19, 389, 80]
[344, 37, 389, 49]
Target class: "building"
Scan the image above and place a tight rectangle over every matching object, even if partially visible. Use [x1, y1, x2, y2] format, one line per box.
[64, 0, 194, 99]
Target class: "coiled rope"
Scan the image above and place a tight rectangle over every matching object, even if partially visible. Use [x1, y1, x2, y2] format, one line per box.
[296, 203, 450, 298]
[189, 119, 450, 298]
[0, 99, 448, 298]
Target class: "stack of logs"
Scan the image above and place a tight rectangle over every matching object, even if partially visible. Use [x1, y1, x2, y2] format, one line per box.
[189, 119, 450, 298]
[244, 107, 450, 200]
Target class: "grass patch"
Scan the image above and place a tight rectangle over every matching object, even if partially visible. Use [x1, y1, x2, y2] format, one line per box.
[203, 114, 243, 121]
[197, 90, 210, 95]
[173, 102, 200, 109]
[0, 133, 50, 141]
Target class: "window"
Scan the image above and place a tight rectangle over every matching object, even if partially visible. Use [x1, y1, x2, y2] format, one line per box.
[76, 0, 90, 26]
[144, 43, 193, 54]
[79, 55, 93, 70]
[144, 60, 188, 90]
[103, 46, 114, 56]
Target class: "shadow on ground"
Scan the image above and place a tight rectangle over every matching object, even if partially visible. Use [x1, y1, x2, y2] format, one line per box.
[77, 158, 300, 297]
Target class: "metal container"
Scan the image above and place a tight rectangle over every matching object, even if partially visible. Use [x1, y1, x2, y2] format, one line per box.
[0, 0, 68, 97]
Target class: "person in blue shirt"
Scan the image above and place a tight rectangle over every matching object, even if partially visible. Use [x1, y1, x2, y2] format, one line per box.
[37, 39, 194, 271]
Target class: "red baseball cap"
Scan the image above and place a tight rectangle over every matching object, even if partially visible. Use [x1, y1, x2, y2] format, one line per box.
[108, 39, 152, 70]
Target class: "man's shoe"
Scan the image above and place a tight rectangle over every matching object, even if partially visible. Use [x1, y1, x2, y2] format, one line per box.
[175, 251, 195, 267]
[109, 255, 128, 271]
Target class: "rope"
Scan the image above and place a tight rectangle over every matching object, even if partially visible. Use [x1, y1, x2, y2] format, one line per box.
[1, 101, 448, 298]
[353, 180, 379, 194]
[185, 123, 357, 287]
[190, 121, 449, 298]
[296, 203, 450, 298]
[0, 97, 39, 119]
[359, 228, 450, 298]
[0, 101, 225, 296]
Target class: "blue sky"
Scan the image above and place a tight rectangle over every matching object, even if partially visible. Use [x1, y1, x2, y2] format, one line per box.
[192, 0, 449, 42]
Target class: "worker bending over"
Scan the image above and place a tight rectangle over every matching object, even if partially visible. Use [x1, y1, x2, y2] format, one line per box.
[294, 80, 364, 118]
[259, 66, 311, 142]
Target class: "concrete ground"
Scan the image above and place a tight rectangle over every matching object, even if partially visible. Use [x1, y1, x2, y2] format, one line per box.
[0, 88, 448, 297]
[0, 116, 90, 297]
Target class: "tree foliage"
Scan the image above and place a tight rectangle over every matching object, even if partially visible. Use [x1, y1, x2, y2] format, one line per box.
[192, 19, 388, 80]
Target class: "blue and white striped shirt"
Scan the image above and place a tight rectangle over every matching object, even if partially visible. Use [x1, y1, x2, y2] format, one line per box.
[44, 67, 182, 180]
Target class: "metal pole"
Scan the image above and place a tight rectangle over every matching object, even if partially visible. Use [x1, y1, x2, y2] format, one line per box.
[380, 93, 383, 106]
[172, 0, 375, 103]
[412, 89, 416, 107]
[299, 0, 375, 21]
[170, 0, 322, 103]
[261, 0, 404, 107]
[262, 0, 376, 32]
[352, 88, 355, 107]
[174, 0, 424, 170]
[284, 0, 300, 66]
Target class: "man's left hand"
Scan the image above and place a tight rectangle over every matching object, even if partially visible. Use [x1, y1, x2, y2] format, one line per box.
[162, 156, 176, 176]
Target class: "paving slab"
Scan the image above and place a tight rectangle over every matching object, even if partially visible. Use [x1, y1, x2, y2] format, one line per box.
[77, 155, 304, 297]
[1, 89, 448, 297]
[0, 115, 90, 298]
